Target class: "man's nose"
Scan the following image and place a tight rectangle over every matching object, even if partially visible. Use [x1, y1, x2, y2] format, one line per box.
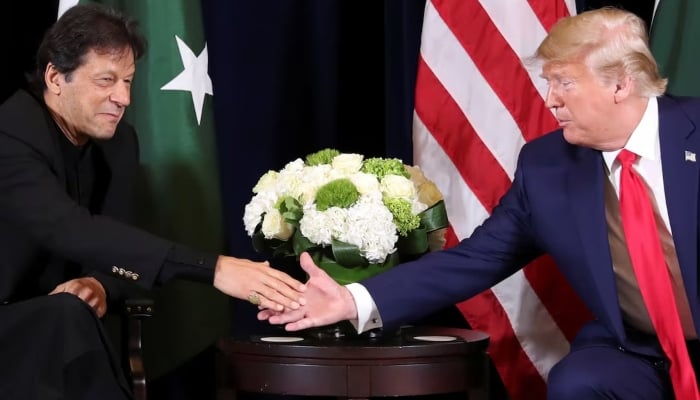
[111, 82, 131, 107]
[544, 86, 562, 109]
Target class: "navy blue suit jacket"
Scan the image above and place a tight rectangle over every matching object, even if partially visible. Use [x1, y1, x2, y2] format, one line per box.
[364, 95, 700, 358]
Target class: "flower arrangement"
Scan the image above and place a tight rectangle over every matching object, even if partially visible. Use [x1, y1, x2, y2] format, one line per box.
[243, 148, 448, 284]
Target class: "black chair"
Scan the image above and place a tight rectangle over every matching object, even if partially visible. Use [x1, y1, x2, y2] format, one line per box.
[121, 297, 154, 400]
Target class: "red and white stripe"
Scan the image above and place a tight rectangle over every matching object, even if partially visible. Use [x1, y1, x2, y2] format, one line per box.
[413, 1, 592, 399]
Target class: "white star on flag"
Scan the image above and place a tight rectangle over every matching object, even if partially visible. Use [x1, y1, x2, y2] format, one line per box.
[161, 35, 213, 125]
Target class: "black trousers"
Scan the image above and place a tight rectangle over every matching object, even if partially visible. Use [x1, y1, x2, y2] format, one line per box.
[0, 293, 131, 400]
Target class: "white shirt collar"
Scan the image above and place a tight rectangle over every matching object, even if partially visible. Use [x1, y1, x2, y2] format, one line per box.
[602, 97, 659, 171]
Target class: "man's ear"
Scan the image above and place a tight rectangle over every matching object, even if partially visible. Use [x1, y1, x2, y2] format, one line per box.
[44, 63, 63, 95]
[613, 75, 634, 104]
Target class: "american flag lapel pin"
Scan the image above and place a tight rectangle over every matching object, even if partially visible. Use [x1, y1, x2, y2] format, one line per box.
[685, 150, 696, 162]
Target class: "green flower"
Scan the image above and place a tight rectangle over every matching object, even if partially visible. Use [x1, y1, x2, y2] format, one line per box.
[306, 148, 340, 166]
[361, 157, 410, 179]
[315, 178, 360, 211]
[384, 197, 420, 236]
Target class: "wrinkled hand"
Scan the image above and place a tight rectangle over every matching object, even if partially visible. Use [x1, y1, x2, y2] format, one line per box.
[49, 277, 107, 318]
[257, 252, 357, 331]
[213, 255, 306, 311]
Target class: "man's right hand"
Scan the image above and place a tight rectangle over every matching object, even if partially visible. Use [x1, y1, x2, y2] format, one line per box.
[257, 252, 358, 331]
[213, 255, 306, 312]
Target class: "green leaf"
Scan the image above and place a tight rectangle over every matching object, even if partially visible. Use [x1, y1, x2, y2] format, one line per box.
[419, 200, 448, 232]
[331, 239, 368, 267]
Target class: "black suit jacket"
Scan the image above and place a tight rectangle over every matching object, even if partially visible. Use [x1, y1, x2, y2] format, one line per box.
[0, 90, 174, 303]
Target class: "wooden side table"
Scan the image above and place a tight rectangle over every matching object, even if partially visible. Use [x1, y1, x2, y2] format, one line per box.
[217, 326, 490, 399]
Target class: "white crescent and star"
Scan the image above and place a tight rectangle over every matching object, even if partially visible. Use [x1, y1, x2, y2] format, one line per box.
[160, 35, 213, 125]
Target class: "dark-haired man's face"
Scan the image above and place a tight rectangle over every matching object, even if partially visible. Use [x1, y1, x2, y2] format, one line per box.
[45, 47, 135, 145]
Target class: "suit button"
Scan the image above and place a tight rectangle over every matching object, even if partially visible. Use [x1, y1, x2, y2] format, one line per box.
[132, 273, 139, 281]
[112, 266, 118, 273]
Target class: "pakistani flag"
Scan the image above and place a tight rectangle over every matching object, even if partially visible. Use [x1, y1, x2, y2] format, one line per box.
[650, 0, 700, 96]
[58, 0, 229, 379]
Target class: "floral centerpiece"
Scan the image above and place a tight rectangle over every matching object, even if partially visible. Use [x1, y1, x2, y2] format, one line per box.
[243, 148, 448, 285]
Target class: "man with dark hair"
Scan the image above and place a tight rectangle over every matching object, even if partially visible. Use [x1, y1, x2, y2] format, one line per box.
[0, 4, 305, 399]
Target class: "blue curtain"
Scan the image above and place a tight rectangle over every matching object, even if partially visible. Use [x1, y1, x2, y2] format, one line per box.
[201, 0, 427, 338]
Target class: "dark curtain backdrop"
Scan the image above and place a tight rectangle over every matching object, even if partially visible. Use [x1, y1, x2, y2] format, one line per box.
[200, 0, 429, 338]
[201, 0, 654, 338]
[1, 1, 654, 399]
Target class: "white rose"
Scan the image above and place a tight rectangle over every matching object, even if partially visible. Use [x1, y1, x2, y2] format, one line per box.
[252, 170, 278, 193]
[380, 175, 416, 200]
[261, 208, 294, 240]
[332, 153, 364, 174]
[348, 172, 379, 195]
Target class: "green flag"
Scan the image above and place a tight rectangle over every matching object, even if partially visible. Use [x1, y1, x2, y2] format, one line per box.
[650, 0, 700, 96]
[61, 0, 229, 379]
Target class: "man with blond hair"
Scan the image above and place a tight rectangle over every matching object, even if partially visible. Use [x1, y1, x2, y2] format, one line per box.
[261, 7, 700, 399]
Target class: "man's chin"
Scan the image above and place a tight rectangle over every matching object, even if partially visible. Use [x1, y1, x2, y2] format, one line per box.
[92, 130, 118, 141]
[562, 129, 584, 146]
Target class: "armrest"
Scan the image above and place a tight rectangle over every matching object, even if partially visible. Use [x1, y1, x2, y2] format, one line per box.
[123, 297, 154, 400]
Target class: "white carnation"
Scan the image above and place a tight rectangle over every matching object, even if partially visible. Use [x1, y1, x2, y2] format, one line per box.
[243, 191, 278, 235]
[300, 205, 347, 246]
[337, 195, 397, 263]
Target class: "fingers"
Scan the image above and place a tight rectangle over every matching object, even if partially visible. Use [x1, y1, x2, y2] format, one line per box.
[257, 309, 276, 321]
[214, 256, 307, 310]
[285, 318, 314, 332]
[269, 265, 307, 292]
[249, 291, 288, 312]
[267, 309, 305, 325]
[257, 269, 307, 309]
[258, 308, 313, 332]
[48, 278, 107, 318]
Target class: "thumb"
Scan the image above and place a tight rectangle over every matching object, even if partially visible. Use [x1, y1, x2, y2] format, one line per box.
[49, 284, 65, 295]
[300, 252, 324, 278]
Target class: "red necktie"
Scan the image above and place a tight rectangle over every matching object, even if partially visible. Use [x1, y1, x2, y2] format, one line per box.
[617, 149, 699, 398]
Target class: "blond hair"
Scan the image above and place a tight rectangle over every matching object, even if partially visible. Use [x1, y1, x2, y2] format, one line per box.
[532, 7, 667, 97]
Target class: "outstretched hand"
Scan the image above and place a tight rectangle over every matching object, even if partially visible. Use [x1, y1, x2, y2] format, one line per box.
[257, 252, 358, 331]
[213, 255, 306, 311]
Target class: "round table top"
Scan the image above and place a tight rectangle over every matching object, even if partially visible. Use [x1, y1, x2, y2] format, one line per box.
[219, 325, 490, 360]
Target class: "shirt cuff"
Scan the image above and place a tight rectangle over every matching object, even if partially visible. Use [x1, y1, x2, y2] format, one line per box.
[156, 244, 217, 285]
[346, 283, 383, 333]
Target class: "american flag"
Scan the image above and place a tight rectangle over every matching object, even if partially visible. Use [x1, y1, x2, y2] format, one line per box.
[412, 1, 592, 399]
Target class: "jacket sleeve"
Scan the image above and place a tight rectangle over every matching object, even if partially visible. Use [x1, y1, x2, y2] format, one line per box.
[0, 126, 173, 290]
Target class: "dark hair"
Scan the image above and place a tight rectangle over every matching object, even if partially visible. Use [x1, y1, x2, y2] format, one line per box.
[31, 3, 147, 93]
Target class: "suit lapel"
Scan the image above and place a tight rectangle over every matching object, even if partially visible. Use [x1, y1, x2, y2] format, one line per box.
[658, 96, 700, 325]
[567, 146, 626, 339]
